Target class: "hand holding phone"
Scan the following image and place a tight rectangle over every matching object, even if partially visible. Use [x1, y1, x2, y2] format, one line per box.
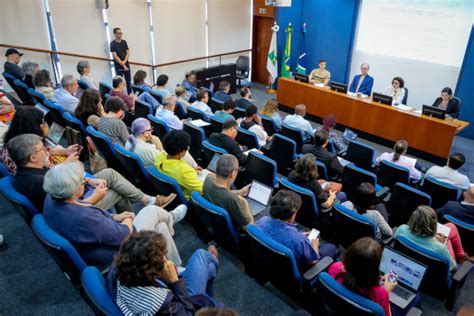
[308, 228, 320, 241]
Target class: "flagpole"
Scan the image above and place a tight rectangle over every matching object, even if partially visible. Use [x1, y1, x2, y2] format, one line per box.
[267, 21, 279, 94]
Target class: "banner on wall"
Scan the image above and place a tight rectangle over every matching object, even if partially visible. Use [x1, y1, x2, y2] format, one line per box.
[296, 23, 307, 74]
[280, 23, 293, 78]
[267, 22, 279, 85]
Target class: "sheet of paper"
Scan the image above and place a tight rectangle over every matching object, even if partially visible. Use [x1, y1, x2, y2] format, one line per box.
[437, 222, 451, 244]
[191, 119, 211, 127]
[197, 169, 212, 182]
[243, 148, 259, 156]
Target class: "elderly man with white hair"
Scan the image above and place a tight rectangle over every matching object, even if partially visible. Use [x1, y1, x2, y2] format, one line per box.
[76, 60, 99, 90]
[53, 74, 80, 114]
[155, 95, 184, 130]
[42, 161, 186, 270]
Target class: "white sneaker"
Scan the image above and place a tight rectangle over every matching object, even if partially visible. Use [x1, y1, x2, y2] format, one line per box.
[171, 204, 187, 224]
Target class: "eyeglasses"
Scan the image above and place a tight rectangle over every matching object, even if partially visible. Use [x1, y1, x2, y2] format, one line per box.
[33, 144, 48, 155]
[145, 127, 154, 133]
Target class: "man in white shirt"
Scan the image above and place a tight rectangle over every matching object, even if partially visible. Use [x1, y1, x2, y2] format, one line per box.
[190, 89, 212, 119]
[240, 105, 271, 147]
[53, 74, 79, 114]
[283, 104, 315, 140]
[425, 153, 470, 190]
[155, 95, 183, 130]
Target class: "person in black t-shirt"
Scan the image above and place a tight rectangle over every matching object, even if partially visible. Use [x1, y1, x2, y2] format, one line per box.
[4, 48, 25, 80]
[110, 27, 131, 93]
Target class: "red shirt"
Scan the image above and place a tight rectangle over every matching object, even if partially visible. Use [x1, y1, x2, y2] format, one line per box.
[110, 90, 134, 111]
[328, 262, 390, 316]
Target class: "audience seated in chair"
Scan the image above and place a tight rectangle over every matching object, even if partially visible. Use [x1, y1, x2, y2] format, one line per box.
[4, 47, 25, 81]
[288, 154, 346, 210]
[235, 87, 254, 109]
[424, 153, 470, 190]
[240, 105, 271, 147]
[182, 70, 198, 100]
[76, 60, 99, 90]
[209, 119, 248, 166]
[394, 205, 473, 269]
[126, 117, 197, 168]
[213, 81, 232, 103]
[283, 104, 314, 141]
[314, 114, 347, 152]
[341, 183, 392, 241]
[256, 190, 338, 272]
[74, 88, 105, 128]
[376, 139, 422, 181]
[203, 154, 260, 230]
[214, 99, 237, 122]
[33, 69, 55, 101]
[156, 95, 184, 130]
[107, 231, 220, 314]
[153, 74, 171, 99]
[260, 98, 282, 131]
[98, 97, 129, 145]
[110, 75, 137, 111]
[54, 74, 80, 114]
[438, 186, 474, 225]
[1, 107, 77, 175]
[133, 69, 153, 91]
[190, 89, 213, 119]
[175, 85, 191, 113]
[21, 60, 39, 89]
[42, 161, 186, 270]
[302, 129, 343, 181]
[328, 237, 409, 316]
[155, 130, 204, 199]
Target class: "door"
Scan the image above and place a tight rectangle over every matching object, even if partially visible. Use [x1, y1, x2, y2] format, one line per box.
[252, 16, 273, 85]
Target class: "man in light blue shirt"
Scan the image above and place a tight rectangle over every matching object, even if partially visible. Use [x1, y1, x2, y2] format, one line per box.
[190, 89, 213, 119]
[53, 74, 79, 114]
[155, 95, 183, 130]
[283, 104, 315, 140]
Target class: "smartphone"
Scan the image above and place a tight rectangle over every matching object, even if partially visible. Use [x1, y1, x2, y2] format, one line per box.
[308, 228, 320, 241]
[387, 270, 398, 283]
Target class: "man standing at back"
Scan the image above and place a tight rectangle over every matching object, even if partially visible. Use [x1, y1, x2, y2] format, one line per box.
[110, 27, 131, 93]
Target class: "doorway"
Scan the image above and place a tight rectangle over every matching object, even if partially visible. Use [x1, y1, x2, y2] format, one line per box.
[252, 16, 274, 85]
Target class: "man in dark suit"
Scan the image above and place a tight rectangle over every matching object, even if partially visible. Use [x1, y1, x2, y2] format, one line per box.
[302, 129, 343, 181]
[438, 186, 474, 225]
[209, 119, 248, 166]
[235, 87, 254, 108]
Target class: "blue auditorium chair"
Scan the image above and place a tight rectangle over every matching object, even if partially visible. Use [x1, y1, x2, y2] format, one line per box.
[27, 87, 46, 104]
[0, 176, 39, 218]
[210, 97, 224, 112]
[385, 182, 431, 227]
[81, 266, 122, 316]
[377, 159, 411, 189]
[77, 79, 91, 91]
[443, 215, 474, 255]
[183, 122, 206, 160]
[188, 106, 210, 122]
[134, 99, 153, 119]
[210, 115, 224, 133]
[260, 114, 278, 136]
[281, 123, 305, 153]
[43, 99, 67, 126]
[13, 78, 35, 104]
[332, 204, 377, 248]
[86, 126, 122, 171]
[147, 114, 169, 140]
[342, 164, 389, 201]
[232, 107, 246, 120]
[147, 166, 188, 208]
[422, 176, 460, 210]
[236, 127, 260, 150]
[344, 140, 376, 172]
[270, 134, 297, 176]
[99, 82, 112, 101]
[175, 100, 188, 120]
[245, 151, 278, 187]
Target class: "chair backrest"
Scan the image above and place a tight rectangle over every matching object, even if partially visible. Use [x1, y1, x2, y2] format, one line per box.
[3, 72, 25, 104]
[232, 107, 246, 120]
[316, 160, 329, 180]
[386, 182, 431, 227]
[43, 99, 67, 126]
[443, 215, 474, 255]
[422, 176, 459, 209]
[114, 144, 155, 195]
[81, 266, 122, 316]
[452, 97, 461, 118]
[377, 159, 410, 189]
[394, 235, 451, 300]
[270, 134, 297, 176]
[175, 100, 188, 120]
[147, 114, 169, 140]
[342, 164, 378, 201]
[13, 79, 36, 104]
[130, 83, 146, 96]
[332, 204, 376, 248]
[210, 97, 224, 112]
[148, 90, 163, 104]
[62, 112, 89, 161]
[31, 214, 88, 275]
[281, 123, 305, 153]
[210, 116, 224, 133]
[187, 107, 210, 122]
[316, 272, 385, 316]
[86, 126, 122, 171]
[99, 82, 112, 101]
[134, 99, 153, 119]
[0, 176, 39, 217]
[183, 122, 206, 159]
[190, 192, 239, 248]
[245, 151, 278, 187]
[77, 80, 91, 91]
[202, 140, 228, 166]
[402, 87, 408, 105]
[245, 224, 304, 293]
[236, 127, 259, 149]
[236, 55, 250, 73]
[0, 163, 11, 178]
[27, 87, 46, 104]
[260, 114, 277, 136]
[147, 166, 188, 207]
[345, 140, 375, 171]
[279, 177, 320, 227]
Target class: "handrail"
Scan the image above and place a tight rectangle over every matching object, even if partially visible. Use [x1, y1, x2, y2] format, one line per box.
[0, 43, 251, 68]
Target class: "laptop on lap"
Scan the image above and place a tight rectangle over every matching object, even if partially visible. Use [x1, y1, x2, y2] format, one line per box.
[245, 180, 273, 216]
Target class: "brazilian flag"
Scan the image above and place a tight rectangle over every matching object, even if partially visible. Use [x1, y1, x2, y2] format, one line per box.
[280, 23, 293, 78]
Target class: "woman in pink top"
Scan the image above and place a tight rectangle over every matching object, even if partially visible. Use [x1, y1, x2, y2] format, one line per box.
[376, 140, 422, 181]
[328, 237, 396, 316]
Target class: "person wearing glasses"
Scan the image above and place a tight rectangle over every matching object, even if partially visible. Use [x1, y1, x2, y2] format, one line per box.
[349, 63, 374, 96]
[110, 27, 131, 93]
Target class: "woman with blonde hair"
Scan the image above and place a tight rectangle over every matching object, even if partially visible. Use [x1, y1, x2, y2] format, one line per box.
[260, 98, 282, 130]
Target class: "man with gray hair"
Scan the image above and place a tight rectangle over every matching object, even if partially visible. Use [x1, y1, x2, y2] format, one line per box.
[21, 60, 39, 88]
[8, 133, 178, 213]
[155, 95, 184, 130]
[76, 60, 99, 89]
[203, 154, 256, 230]
[53, 74, 79, 114]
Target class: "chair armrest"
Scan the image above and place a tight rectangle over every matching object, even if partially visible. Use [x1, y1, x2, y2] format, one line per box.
[453, 261, 473, 282]
[382, 193, 391, 203]
[338, 150, 347, 157]
[381, 235, 394, 246]
[375, 186, 390, 199]
[303, 256, 334, 280]
[406, 307, 422, 316]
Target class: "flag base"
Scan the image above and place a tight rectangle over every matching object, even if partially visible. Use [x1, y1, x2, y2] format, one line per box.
[266, 89, 277, 94]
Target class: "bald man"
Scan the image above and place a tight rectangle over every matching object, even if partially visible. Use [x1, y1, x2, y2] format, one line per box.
[283, 104, 315, 140]
[438, 186, 474, 225]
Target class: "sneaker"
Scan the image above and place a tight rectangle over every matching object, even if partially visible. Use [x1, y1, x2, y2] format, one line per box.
[171, 204, 187, 224]
[155, 193, 177, 208]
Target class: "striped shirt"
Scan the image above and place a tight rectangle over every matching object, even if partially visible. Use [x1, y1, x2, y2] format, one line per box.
[117, 280, 171, 315]
[98, 116, 129, 146]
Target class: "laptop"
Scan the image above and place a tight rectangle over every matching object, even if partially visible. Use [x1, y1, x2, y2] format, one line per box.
[44, 122, 65, 147]
[379, 247, 427, 309]
[245, 180, 273, 216]
[206, 153, 221, 173]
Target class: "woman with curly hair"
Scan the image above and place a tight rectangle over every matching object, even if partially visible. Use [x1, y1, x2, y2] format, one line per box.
[260, 98, 282, 130]
[108, 231, 220, 315]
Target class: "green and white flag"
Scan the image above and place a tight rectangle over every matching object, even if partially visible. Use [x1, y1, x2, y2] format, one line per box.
[267, 23, 279, 84]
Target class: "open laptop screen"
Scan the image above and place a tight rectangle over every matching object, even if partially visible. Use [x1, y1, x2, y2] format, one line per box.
[247, 180, 273, 206]
[206, 154, 221, 173]
[380, 247, 427, 291]
[46, 122, 65, 145]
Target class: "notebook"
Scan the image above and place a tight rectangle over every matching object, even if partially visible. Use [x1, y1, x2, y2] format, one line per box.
[437, 223, 451, 244]
[245, 180, 273, 215]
